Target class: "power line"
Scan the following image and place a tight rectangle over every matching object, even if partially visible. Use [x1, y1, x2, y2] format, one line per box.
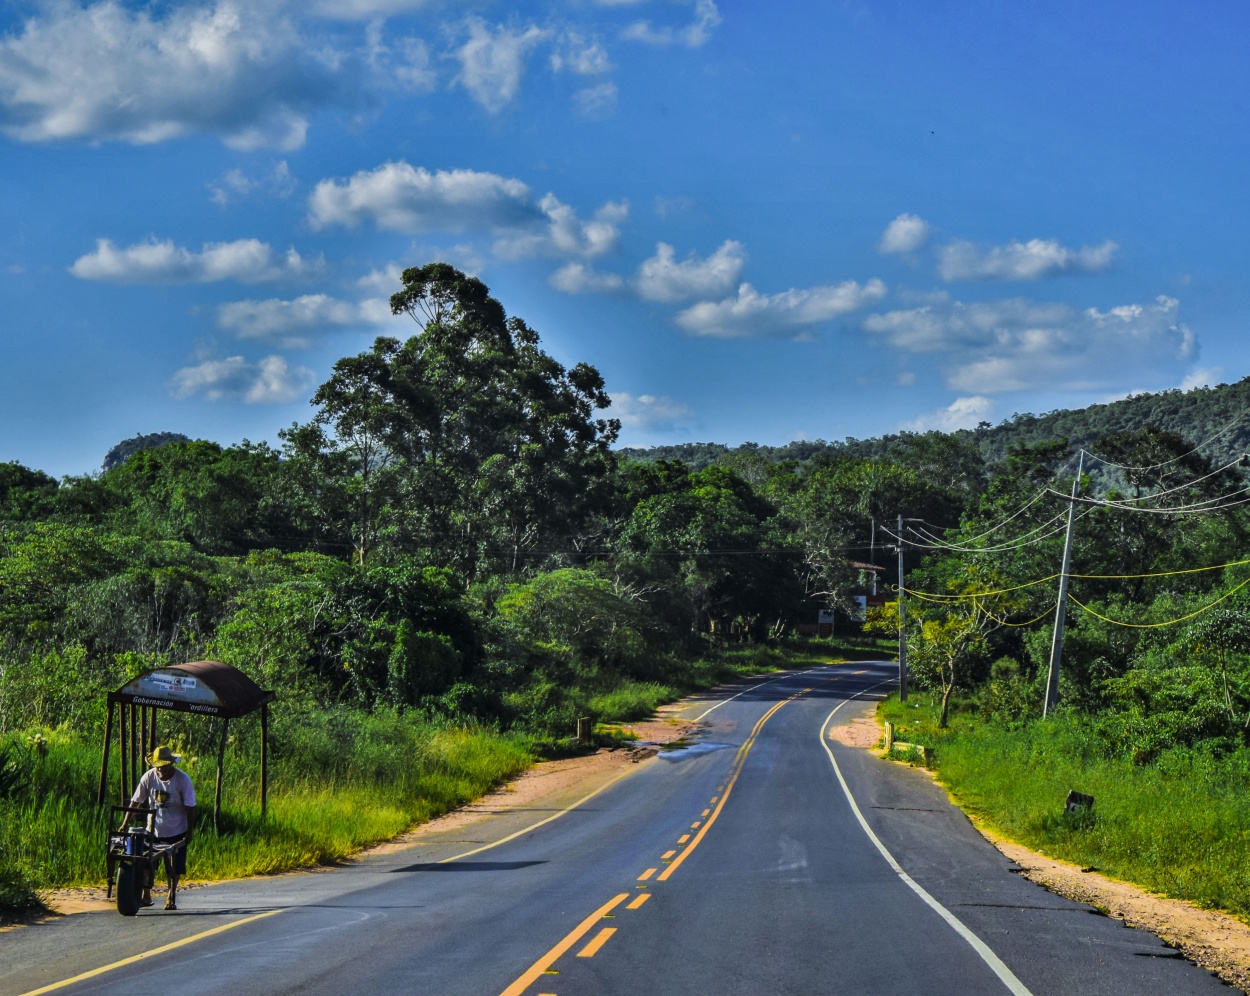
[1078, 406, 1250, 473]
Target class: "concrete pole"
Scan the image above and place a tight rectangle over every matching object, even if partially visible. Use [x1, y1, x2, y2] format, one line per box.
[1044, 452, 1085, 718]
[897, 514, 908, 702]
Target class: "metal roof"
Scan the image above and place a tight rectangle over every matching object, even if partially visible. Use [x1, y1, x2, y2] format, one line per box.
[110, 660, 275, 718]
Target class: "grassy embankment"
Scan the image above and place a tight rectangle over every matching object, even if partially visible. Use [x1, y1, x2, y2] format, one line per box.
[0, 645, 824, 920]
[879, 691, 1250, 919]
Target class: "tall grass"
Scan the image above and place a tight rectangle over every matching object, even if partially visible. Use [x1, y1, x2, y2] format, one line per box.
[880, 691, 1250, 919]
[0, 715, 532, 900]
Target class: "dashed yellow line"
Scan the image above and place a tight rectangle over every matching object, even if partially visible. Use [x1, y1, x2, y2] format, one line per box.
[627, 893, 651, 910]
[498, 894, 629, 996]
[661, 850, 676, 860]
[637, 868, 657, 881]
[657, 688, 811, 883]
[577, 927, 616, 958]
[678, 834, 690, 844]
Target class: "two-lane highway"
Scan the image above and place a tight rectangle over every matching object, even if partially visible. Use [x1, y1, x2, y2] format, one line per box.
[3, 663, 1229, 995]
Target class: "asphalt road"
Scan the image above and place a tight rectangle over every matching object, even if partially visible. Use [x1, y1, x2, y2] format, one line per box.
[2, 662, 1232, 995]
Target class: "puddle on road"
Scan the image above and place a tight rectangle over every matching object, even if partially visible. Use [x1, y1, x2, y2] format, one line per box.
[655, 739, 732, 760]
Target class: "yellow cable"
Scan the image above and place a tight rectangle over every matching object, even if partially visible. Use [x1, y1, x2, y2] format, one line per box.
[1067, 576, 1250, 629]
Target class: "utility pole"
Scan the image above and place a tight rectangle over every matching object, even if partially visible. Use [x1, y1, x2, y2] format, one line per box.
[897, 513, 908, 702]
[1043, 452, 1084, 717]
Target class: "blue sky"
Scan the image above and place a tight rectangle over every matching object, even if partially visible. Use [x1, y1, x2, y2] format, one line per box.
[2, 0, 1248, 477]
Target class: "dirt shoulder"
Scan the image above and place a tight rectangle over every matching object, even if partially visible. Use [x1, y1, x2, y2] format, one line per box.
[34, 706, 700, 920]
[834, 704, 1250, 994]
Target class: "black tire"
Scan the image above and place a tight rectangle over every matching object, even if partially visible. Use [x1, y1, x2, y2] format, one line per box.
[115, 863, 140, 917]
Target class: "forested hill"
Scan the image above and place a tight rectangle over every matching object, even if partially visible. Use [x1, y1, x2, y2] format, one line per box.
[620, 376, 1250, 472]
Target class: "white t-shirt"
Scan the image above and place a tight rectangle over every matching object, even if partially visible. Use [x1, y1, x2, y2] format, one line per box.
[130, 767, 197, 837]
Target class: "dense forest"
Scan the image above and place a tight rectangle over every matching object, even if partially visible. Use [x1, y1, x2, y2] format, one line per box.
[4, 263, 1250, 916]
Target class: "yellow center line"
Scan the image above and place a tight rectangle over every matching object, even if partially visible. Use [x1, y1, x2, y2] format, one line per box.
[576, 927, 617, 958]
[701, 808, 710, 817]
[637, 868, 657, 881]
[677, 834, 690, 844]
[690, 821, 701, 828]
[499, 894, 629, 996]
[661, 850, 676, 859]
[657, 688, 810, 883]
[15, 910, 284, 996]
[626, 893, 651, 910]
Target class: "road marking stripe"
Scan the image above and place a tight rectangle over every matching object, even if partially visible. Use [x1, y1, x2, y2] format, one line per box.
[661, 850, 675, 859]
[498, 894, 629, 996]
[678, 834, 690, 844]
[688, 668, 817, 721]
[15, 910, 283, 996]
[24, 768, 637, 996]
[637, 868, 657, 881]
[577, 927, 617, 958]
[658, 688, 809, 883]
[440, 767, 636, 865]
[701, 808, 710, 817]
[690, 821, 701, 828]
[626, 893, 651, 910]
[818, 683, 1033, 996]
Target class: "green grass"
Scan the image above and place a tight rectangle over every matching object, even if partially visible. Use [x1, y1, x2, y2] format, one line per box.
[879, 691, 1250, 919]
[0, 643, 829, 920]
[0, 719, 533, 901]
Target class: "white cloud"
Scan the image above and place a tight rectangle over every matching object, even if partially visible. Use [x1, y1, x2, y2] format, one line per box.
[897, 371, 916, 386]
[635, 240, 746, 302]
[309, 164, 626, 258]
[878, 213, 931, 254]
[208, 161, 297, 206]
[70, 238, 315, 284]
[610, 392, 693, 430]
[572, 82, 618, 118]
[217, 294, 395, 346]
[364, 23, 436, 93]
[309, 163, 539, 232]
[0, 2, 332, 149]
[1179, 366, 1224, 392]
[309, 0, 432, 20]
[549, 262, 625, 294]
[493, 196, 628, 259]
[454, 18, 550, 113]
[901, 396, 993, 432]
[864, 294, 1195, 394]
[550, 33, 612, 75]
[622, 0, 722, 47]
[938, 238, 1118, 282]
[676, 278, 887, 338]
[171, 354, 315, 404]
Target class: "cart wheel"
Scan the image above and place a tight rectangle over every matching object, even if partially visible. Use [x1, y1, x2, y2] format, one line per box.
[115, 864, 140, 917]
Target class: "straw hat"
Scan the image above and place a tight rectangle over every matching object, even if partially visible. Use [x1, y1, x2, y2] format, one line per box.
[149, 745, 179, 767]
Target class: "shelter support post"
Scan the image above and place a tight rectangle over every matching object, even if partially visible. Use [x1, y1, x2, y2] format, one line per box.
[215, 718, 229, 833]
[97, 700, 114, 807]
[149, 707, 157, 755]
[260, 704, 268, 819]
[119, 700, 129, 802]
[128, 703, 137, 796]
[139, 707, 147, 765]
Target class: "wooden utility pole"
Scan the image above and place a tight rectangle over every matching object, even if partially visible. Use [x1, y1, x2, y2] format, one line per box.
[897, 513, 908, 702]
[1044, 452, 1084, 717]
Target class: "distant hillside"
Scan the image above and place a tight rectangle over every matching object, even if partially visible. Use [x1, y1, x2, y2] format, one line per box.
[102, 432, 191, 473]
[620, 377, 1250, 474]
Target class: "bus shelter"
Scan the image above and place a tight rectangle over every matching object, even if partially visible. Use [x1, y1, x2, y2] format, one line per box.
[96, 661, 275, 829]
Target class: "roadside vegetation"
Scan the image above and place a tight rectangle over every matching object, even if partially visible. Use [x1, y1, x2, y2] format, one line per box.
[3, 261, 1250, 923]
[880, 691, 1250, 918]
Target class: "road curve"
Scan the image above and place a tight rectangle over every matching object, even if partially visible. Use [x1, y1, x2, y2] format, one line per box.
[2, 662, 1229, 995]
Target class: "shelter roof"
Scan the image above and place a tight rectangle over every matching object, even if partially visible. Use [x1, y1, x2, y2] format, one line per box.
[110, 660, 274, 718]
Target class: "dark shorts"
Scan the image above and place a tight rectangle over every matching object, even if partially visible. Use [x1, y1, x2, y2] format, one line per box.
[154, 833, 187, 877]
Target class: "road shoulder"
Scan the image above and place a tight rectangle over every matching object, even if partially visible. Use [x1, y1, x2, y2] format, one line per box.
[833, 697, 1250, 994]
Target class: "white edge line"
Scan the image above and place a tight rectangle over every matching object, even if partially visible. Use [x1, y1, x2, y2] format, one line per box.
[819, 679, 1034, 996]
[438, 766, 635, 864]
[690, 667, 818, 722]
